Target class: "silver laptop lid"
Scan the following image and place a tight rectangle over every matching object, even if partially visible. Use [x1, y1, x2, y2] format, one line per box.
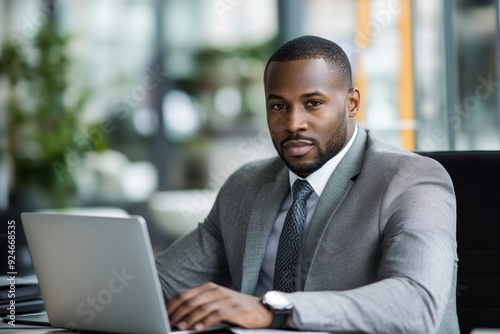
[21, 212, 170, 334]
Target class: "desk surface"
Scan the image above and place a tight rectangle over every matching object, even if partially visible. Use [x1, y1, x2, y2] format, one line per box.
[3, 319, 500, 334]
[0, 319, 234, 334]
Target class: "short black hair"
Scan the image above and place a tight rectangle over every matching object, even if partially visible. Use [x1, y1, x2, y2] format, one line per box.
[264, 35, 353, 90]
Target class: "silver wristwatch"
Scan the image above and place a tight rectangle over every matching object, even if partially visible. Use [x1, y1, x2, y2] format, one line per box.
[261, 291, 293, 329]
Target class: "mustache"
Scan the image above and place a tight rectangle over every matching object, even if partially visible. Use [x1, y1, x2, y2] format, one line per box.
[280, 134, 318, 147]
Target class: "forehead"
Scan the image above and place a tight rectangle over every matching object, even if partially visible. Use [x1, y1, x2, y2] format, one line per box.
[264, 58, 342, 95]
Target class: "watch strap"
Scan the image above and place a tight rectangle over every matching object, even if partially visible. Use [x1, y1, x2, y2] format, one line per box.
[269, 308, 290, 329]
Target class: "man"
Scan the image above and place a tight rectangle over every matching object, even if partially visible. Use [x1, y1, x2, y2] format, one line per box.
[156, 35, 458, 333]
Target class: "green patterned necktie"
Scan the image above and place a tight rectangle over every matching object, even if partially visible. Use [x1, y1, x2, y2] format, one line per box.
[273, 179, 314, 292]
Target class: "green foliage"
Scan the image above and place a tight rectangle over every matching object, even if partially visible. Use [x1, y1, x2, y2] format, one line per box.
[0, 20, 104, 208]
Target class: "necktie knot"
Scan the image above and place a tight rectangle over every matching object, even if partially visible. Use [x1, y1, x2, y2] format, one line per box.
[292, 179, 314, 202]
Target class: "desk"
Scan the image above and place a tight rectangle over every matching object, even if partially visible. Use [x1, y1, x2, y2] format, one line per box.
[0, 319, 233, 334]
[3, 321, 500, 334]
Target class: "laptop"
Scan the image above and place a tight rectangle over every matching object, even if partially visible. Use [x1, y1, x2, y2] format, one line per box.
[20, 212, 202, 334]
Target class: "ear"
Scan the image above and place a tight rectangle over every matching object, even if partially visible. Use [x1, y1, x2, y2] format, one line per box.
[346, 87, 360, 118]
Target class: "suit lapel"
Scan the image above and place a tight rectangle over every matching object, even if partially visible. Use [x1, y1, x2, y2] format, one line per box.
[240, 166, 289, 295]
[301, 128, 367, 289]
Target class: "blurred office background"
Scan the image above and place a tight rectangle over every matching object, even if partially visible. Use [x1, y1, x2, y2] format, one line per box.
[1, 0, 499, 250]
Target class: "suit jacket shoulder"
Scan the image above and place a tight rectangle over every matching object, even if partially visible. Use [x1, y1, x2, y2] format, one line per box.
[363, 129, 451, 181]
[221, 156, 285, 191]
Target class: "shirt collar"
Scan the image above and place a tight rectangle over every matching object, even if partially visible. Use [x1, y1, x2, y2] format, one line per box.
[289, 124, 358, 197]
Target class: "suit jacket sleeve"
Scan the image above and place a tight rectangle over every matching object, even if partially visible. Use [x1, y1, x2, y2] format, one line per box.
[154, 185, 232, 301]
[154, 159, 270, 300]
[285, 156, 457, 334]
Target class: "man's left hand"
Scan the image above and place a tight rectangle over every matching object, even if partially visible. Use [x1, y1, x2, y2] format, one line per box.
[167, 282, 273, 331]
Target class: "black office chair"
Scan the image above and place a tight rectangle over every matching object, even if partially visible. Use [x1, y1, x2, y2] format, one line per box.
[419, 151, 500, 334]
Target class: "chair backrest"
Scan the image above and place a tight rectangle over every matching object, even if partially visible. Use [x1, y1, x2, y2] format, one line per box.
[419, 151, 500, 333]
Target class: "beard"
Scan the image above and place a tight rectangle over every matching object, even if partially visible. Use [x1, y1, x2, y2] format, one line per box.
[274, 115, 348, 177]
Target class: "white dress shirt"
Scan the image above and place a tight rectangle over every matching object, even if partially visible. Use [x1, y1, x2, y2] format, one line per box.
[254, 125, 358, 297]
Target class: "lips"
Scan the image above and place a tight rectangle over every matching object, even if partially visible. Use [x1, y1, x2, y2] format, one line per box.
[282, 139, 314, 157]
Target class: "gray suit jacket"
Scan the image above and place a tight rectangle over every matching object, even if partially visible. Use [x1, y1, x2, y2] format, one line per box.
[156, 128, 459, 333]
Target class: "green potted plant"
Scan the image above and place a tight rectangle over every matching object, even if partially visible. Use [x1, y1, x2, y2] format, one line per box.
[0, 20, 104, 208]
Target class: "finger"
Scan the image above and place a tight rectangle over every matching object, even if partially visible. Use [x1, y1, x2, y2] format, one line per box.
[167, 286, 221, 324]
[183, 294, 272, 330]
[167, 282, 217, 320]
[178, 296, 235, 331]
[192, 298, 270, 330]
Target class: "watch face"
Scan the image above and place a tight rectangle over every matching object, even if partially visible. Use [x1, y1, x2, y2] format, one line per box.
[264, 291, 293, 309]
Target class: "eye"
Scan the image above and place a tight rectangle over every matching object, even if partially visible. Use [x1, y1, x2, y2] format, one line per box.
[271, 103, 287, 110]
[305, 100, 322, 107]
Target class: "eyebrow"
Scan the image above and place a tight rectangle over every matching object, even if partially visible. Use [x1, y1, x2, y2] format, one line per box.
[266, 91, 327, 100]
[301, 91, 326, 99]
[266, 93, 284, 100]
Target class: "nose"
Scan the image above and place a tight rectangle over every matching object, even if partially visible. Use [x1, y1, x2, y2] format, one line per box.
[285, 106, 308, 133]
